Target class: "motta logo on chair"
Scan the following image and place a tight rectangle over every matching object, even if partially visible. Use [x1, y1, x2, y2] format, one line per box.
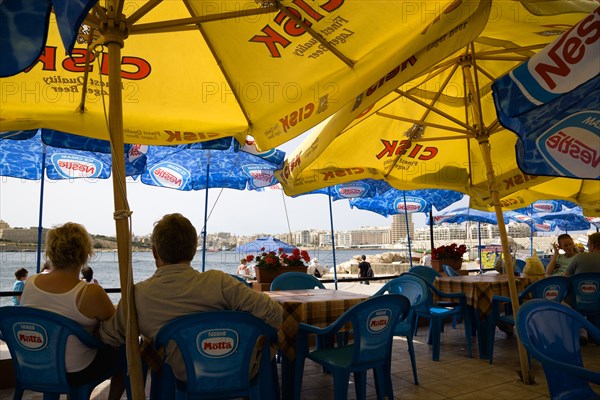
[196, 329, 238, 358]
[544, 286, 560, 300]
[579, 281, 599, 294]
[13, 323, 48, 351]
[367, 309, 392, 333]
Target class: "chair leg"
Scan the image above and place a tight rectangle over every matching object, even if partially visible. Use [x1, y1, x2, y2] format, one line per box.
[41, 394, 59, 400]
[406, 338, 419, 385]
[353, 370, 367, 400]
[373, 366, 393, 400]
[12, 387, 24, 400]
[463, 310, 472, 358]
[331, 370, 351, 400]
[431, 317, 443, 361]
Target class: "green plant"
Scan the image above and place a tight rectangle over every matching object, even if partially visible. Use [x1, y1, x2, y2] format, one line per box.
[246, 247, 310, 269]
[432, 243, 467, 260]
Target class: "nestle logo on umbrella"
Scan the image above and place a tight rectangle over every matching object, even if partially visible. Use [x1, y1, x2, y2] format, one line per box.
[532, 201, 559, 213]
[15, 323, 47, 351]
[367, 309, 392, 333]
[533, 9, 599, 93]
[51, 153, 102, 179]
[197, 329, 238, 358]
[538, 112, 600, 179]
[244, 165, 276, 188]
[534, 223, 553, 232]
[338, 182, 369, 198]
[150, 162, 190, 189]
[394, 198, 426, 213]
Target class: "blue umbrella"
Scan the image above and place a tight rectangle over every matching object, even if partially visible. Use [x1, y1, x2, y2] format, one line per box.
[235, 237, 295, 253]
[135, 138, 285, 270]
[350, 189, 465, 267]
[492, 8, 600, 180]
[294, 179, 392, 289]
[0, 129, 146, 271]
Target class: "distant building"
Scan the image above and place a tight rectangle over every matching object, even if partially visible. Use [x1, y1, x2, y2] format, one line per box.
[0, 225, 48, 243]
[390, 214, 413, 244]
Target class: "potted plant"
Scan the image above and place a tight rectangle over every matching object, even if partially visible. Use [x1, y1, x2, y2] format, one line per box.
[431, 243, 467, 273]
[246, 247, 311, 284]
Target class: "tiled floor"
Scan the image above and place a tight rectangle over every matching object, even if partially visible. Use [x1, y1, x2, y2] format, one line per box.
[1, 322, 599, 399]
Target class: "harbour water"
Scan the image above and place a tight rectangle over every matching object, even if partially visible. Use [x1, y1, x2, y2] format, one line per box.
[0, 248, 392, 306]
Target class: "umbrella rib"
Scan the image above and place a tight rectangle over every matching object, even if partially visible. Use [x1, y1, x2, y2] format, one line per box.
[375, 112, 471, 136]
[128, 7, 278, 34]
[394, 88, 476, 134]
[274, 4, 354, 68]
[127, 0, 162, 26]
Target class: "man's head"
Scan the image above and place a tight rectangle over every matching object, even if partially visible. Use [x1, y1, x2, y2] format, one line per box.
[361, 255, 366, 261]
[15, 268, 28, 281]
[588, 232, 600, 252]
[151, 213, 198, 266]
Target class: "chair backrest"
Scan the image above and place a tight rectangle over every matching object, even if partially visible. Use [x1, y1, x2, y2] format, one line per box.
[330, 294, 410, 367]
[270, 271, 326, 290]
[408, 266, 442, 284]
[519, 276, 571, 303]
[442, 264, 461, 277]
[568, 273, 600, 316]
[154, 311, 278, 398]
[229, 274, 251, 287]
[516, 300, 600, 399]
[0, 306, 105, 393]
[374, 275, 428, 334]
[514, 259, 526, 274]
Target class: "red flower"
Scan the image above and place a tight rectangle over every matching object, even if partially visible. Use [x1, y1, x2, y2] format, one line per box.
[248, 246, 311, 269]
[432, 243, 468, 260]
[246, 255, 255, 262]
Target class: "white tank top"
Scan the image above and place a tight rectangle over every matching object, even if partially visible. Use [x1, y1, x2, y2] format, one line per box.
[21, 274, 98, 372]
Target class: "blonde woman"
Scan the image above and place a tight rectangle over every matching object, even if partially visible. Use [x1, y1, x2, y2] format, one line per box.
[20, 222, 123, 398]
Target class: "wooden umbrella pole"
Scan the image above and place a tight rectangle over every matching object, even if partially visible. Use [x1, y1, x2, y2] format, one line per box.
[462, 57, 532, 384]
[104, 3, 144, 398]
[479, 140, 533, 384]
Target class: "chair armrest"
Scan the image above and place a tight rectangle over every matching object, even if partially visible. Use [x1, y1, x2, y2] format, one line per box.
[529, 350, 600, 384]
[492, 295, 511, 304]
[298, 322, 332, 336]
[425, 280, 466, 300]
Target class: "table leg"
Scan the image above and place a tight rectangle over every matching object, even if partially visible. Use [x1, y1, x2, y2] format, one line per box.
[474, 309, 491, 359]
[281, 355, 295, 400]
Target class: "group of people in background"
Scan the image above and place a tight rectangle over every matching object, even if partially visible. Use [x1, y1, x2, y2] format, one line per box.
[546, 232, 600, 276]
[10, 213, 283, 397]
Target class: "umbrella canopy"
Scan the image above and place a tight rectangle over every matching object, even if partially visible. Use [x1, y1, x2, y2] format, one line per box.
[275, 2, 598, 383]
[0, 0, 491, 150]
[236, 237, 295, 254]
[276, 3, 599, 215]
[428, 206, 505, 225]
[492, 8, 600, 180]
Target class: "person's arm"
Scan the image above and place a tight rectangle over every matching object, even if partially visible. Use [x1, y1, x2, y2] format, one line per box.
[97, 298, 128, 348]
[545, 243, 561, 276]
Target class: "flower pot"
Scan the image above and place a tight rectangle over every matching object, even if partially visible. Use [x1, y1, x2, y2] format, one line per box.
[431, 259, 463, 274]
[255, 266, 308, 284]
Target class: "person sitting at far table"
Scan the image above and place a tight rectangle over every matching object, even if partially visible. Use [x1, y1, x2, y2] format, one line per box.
[546, 234, 579, 276]
[237, 258, 249, 275]
[564, 232, 600, 276]
[20, 222, 124, 399]
[12, 268, 28, 305]
[98, 213, 283, 383]
[307, 258, 327, 278]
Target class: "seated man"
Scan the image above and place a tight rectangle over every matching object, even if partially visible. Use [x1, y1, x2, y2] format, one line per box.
[99, 213, 283, 382]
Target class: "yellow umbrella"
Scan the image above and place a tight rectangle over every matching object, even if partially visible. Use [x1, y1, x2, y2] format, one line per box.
[0, 1, 493, 395]
[276, 1, 599, 384]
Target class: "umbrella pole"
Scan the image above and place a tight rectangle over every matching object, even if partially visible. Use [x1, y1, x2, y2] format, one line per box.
[202, 153, 211, 272]
[429, 208, 435, 251]
[403, 193, 413, 268]
[104, 8, 144, 397]
[478, 222, 482, 273]
[36, 143, 47, 273]
[327, 187, 338, 290]
[479, 140, 533, 384]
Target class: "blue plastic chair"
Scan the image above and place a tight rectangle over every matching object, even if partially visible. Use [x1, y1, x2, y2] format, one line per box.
[270, 271, 326, 290]
[442, 264, 461, 277]
[150, 311, 280, 400]
[514, 259, 526, 274]
[294, 294, 410, 400]
[568, 272, 600, 328]
[229, 273, 251, 287]
[0, 306, 119, 400]
[488, 276, 571, 364]
[374, 275, 428, 385]
[516, 300, 600, 400]
[408, 266, 441, 283]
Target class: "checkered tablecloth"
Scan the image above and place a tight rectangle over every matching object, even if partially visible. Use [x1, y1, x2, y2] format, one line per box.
[264, 289, 369, 360]
[435, 275, 542, 318]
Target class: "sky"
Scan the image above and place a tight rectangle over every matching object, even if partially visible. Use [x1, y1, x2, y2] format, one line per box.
[0, 132, 408, 237]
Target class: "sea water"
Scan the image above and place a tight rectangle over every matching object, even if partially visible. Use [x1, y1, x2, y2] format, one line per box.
[0, 248, 389, 306]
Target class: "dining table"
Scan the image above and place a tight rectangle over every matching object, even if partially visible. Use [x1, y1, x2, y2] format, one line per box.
[434, 274, 543, 359]
[264, 289, 370, 399]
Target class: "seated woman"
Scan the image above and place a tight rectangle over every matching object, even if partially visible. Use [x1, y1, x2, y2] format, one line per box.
[237, 258, 249, 275]
[20, 222, 123, 398]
